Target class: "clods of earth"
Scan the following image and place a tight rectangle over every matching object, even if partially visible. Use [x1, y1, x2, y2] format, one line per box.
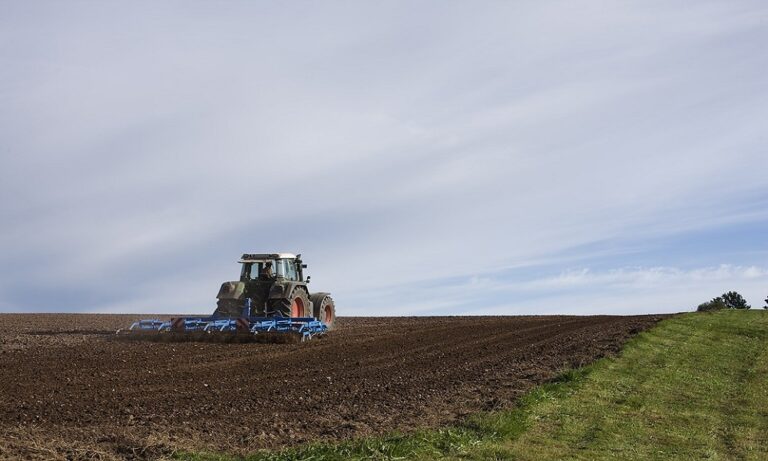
[0, 314, 667, 460]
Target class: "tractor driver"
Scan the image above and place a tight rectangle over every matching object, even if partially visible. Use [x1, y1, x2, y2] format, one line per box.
[259, 261, 274, 279]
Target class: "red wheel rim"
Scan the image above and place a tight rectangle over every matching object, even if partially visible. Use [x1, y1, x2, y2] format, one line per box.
[324, 304, 333, 324]
[291, 297, 304, 318]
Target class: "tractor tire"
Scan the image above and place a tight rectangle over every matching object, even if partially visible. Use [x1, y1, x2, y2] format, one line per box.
[268, 287, 311, 318]
[310, 293, 336, 329]
[213, 299, 242, 318]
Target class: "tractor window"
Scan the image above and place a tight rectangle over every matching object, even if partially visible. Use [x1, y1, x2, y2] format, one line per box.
[260, 261, 278, 279]
[250, 263, 262, 280]
[273, 259, 285, 278]
[241, 263, 253, 281]
[246, 261, 281, 280]
[283, 259, 298, 281]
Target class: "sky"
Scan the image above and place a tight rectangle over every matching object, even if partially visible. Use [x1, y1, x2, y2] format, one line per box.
[0, 0, 766, 316]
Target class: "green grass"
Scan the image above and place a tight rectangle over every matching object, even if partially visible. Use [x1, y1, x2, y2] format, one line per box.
[177, 310, 768, 461]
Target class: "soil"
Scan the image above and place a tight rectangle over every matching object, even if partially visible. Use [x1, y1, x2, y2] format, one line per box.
[0, 314, 667, 460]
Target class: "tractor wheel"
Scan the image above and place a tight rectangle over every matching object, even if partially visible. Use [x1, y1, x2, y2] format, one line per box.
[310, 294, 336, 329]
[213, 299, 242, 318]
[269, 288, 311, 318]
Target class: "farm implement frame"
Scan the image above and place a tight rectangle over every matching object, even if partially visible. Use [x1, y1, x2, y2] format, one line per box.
[117, 315, 328, 343]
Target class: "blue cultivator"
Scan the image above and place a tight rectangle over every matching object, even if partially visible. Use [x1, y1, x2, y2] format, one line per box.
[117, 315, 328, 343]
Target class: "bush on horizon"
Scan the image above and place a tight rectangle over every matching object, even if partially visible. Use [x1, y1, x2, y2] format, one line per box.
[697, 297, 728, 312]
[697, 291, 750, 312]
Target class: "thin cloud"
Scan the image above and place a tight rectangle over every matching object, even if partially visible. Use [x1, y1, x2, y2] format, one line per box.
[0, 1, 767, 314]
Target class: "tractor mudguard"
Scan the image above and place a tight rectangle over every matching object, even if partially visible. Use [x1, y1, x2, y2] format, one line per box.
[216, 281, 245, 300]
[268, 281, 307, 300]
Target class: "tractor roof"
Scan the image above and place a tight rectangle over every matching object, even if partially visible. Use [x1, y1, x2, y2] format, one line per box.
[239, 253, 298, 263]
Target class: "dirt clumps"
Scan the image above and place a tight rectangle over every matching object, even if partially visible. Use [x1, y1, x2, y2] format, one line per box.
[0, 314, 666, 459]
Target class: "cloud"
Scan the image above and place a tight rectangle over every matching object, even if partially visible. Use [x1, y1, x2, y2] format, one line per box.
[527, 265, 768, 291]
[0, 1, 767, 315]
[347, 265, 768, 317]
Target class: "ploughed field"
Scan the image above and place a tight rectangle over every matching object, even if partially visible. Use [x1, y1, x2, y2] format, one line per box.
[0, 314, 666, 460]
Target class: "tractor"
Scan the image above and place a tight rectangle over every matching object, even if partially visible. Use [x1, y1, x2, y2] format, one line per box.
[214, 253, 336, 328]
[117, 252, 335, 341]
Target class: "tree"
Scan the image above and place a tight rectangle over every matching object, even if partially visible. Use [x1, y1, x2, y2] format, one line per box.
[697, 297, 728, 312]
[696, 291, 752, 312]
[721, 291, 750, 310]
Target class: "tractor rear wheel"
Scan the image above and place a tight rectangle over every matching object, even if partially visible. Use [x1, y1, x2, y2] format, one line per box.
[269, 288, 311, 318]
[310, 294, 336, 329]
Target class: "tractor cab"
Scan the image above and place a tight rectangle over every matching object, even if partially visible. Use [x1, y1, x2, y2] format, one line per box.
[238, 253, 306, 282]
